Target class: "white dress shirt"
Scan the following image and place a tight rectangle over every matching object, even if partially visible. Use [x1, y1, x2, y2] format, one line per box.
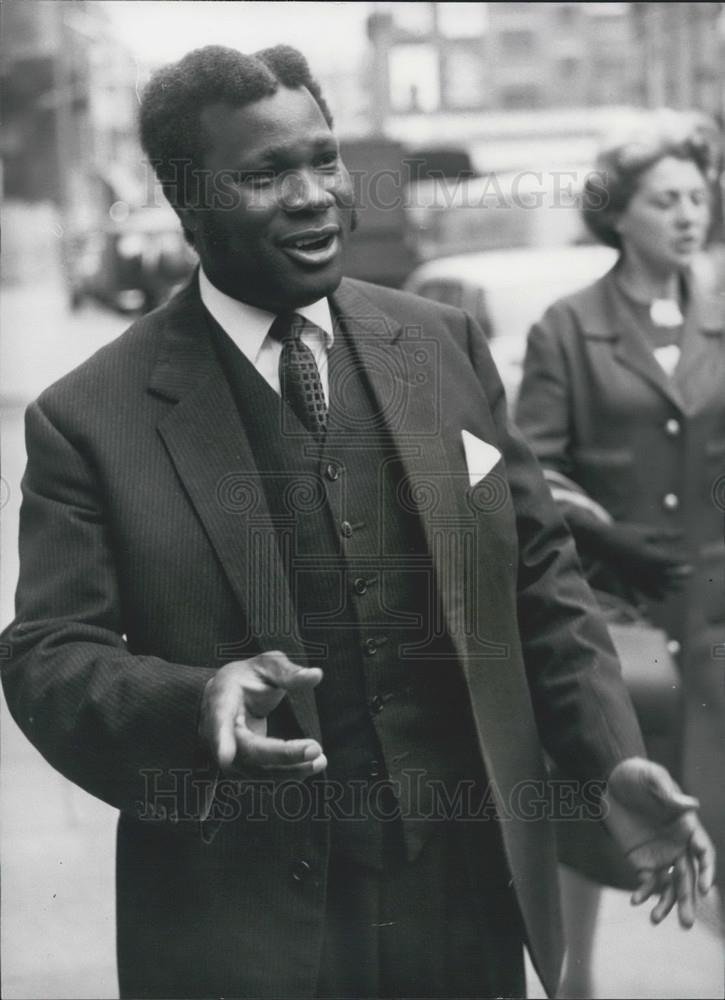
[198, 267, 334, 402]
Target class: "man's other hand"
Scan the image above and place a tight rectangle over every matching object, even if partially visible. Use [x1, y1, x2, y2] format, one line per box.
[604, 757, 715, 928]
[199, 652, 326, 778]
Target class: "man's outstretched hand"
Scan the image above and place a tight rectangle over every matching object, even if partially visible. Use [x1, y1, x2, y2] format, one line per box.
[604, 757, 715, 928]
[199, 651, 327, 778]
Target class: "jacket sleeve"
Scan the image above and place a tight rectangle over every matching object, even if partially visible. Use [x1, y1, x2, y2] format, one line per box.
[515, 310, 619, 552]
[1, 397, 216, 823]
[465, 314, 646, 783]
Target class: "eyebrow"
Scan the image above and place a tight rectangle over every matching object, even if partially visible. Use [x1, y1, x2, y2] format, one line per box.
[249, 135, 338, 166]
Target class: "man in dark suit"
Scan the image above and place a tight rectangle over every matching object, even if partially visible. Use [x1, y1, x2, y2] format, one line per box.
[1, 45, 715, 999]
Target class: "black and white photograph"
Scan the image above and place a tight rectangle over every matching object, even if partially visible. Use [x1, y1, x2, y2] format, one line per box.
[1, 2, 724, 998]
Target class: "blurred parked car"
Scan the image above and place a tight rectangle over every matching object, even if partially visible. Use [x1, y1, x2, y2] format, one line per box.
[405, 166, 597, 263]
[67, 204, 196, 314]
[404, 243, 617, 404]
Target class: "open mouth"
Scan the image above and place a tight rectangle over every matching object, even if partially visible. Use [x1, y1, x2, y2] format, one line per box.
[281, 227, 340, 266]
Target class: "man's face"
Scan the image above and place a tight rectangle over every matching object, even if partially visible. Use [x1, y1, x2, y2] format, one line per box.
[185, 86, 354, 311]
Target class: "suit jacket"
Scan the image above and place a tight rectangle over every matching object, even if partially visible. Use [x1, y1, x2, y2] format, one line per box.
[515, 265, 725, 879]
[1, 275, 645, 998]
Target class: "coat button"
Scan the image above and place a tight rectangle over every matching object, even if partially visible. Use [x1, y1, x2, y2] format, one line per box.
[667, 639, 681, 656]
[665, 418, 681, 437]
[663, 493, 679, 511]
[368, 694, 384, 715]
[325, 462, 340, 481]
[290, 859, 312, 883]
[364, 637, 378, 656]
[367, 760, 382, 779]
[353, 577, 368, 595]
[340, 520, 353, 538]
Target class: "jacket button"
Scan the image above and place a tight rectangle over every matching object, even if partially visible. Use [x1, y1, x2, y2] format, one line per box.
[663, 493, 679, 511]
[665, 418, 681, 437]
[667, 639, 681, 656]
[325, 462, 340, 481]
[364, 637, 378, 656]
[368, 694, 384, 715]
[340, 520, 353, 538]
[290, 859, 312, 883]
[353, 577, 368, 595]
[367, 760, 383, 779]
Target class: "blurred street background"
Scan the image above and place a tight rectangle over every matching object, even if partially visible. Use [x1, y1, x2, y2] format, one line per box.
[1, 3, 724, 997]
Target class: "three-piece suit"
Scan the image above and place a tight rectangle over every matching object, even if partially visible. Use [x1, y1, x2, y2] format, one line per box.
[2, 274, 645, 997]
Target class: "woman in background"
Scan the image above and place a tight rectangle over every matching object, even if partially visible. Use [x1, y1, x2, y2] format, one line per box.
[515, 111, 724, 998]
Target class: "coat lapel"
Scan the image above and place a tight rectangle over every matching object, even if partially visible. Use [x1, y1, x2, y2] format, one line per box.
[587, 268, 724, 416]
[600, 272, 689, 411]
[148, 278, 320, 740]
[672, 283, 724, 412]
[330, 280, 474, 671]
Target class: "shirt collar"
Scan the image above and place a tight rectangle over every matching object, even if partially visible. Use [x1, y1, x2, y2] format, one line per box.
[198, 267, 334, 365]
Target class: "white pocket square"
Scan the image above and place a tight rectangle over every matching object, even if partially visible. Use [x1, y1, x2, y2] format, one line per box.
[461, 430, 502, 487]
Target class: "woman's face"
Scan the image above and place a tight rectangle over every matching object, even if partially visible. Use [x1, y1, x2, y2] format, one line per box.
[615, 155, 710, 275]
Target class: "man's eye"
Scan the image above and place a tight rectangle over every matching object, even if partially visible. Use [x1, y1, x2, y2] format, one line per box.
[315, 153, 339, 170]
[234, 171, 274, 187]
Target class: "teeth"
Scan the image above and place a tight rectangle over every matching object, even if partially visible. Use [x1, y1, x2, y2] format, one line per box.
[292, 234, 332, 250]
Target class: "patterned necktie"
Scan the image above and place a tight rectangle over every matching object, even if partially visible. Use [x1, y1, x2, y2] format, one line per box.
[268, 312, 328, 440]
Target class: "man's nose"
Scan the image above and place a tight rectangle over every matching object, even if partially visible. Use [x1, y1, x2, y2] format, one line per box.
[279, 169, 335, 212]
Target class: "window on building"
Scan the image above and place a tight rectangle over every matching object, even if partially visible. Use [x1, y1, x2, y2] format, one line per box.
[443, 47, 486, 108]
[437, 2, 488, 38]
[391, 2, 435, 37]
[388, 44, 441, 113]
[499, 28, 535, 58]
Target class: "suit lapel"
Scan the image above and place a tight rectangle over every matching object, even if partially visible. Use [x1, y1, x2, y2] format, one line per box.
[148, 278, 320, 740]
[330, 280, 472, 670]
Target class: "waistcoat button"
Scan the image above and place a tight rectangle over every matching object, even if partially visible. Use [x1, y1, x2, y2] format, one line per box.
[290, 859, 312, 883]
[665, 418, 680, 437]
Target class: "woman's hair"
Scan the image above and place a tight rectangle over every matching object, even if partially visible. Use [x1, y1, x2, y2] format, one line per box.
[581, 110, 715, 249]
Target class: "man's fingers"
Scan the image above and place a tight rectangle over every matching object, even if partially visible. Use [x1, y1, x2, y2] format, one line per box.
[234, 726, 326, 772]
[255, 651, 323, 691]
[674, 854, 696, 929]
[631, 870, 657, 906]
[689, 827, 716, 895]
[650, 877, 676, 925]
[203, 679, 244, 769]
[240, 652, 322, 718]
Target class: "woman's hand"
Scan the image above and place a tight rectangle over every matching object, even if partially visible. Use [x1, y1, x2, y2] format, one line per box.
[585, 522, 692, 599]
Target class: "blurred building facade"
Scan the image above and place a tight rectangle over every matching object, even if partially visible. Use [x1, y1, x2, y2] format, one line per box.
[368, 2, 724, 123]
[1, 1, 149, 282]
[1, 1, 144, 213]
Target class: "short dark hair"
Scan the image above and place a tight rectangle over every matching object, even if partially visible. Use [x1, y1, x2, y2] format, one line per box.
[581, 110, 714, 249]
[139, 44, 333, 211]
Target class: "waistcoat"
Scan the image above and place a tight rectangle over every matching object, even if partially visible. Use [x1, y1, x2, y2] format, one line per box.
[208, 309, 485, 867]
